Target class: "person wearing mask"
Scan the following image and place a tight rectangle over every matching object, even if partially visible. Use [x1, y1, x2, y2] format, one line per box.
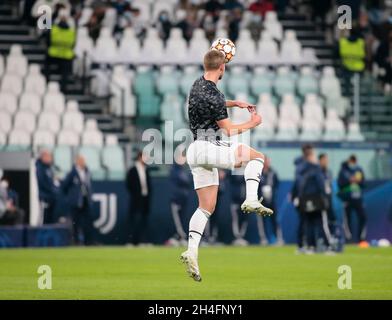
[126, 151, 152, 245]
[61, 155, 93, 245]
[258, 157, 283, 245]
[36, 149, 60, 224]
[156, 10, 172, 41]
[292, 146, 327, 253]
[338, 155, 367, 243]
[45, 8, 76, 92]
[166, 151, 193, 246]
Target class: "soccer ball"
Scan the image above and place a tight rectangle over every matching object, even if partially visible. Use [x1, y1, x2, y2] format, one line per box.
[210, 38, 236, 63]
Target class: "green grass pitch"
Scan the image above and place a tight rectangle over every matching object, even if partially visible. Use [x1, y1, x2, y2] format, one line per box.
[0, 245, 391, 299]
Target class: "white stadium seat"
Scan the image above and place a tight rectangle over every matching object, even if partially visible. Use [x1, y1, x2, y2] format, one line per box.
[19, 92, 42, 115]
[1, 73, 23, 96]
[280, 30, 302, 65]
[8, 129, 31, 146]
[93, 27, 118, 63]
[57, 129, 80, 146]
[164, 28, 187, 64]
[33, 129, 55, 147]
[257, 32, 279, 65]
[139, 28, 164, 64]
[38, 112, 61, 134]
[117, 27, 141, 64]
[0, 54, 4, 78]
[14, 111, 36, 133]
[24, 64, 46, 96]
[110, 65, 136, 117]
[0, 130, 6, 145]
[0, 92, 17, 114]
[43, 82, 65, 113]
[82, 119, 103, 146]
[187, 28, 209, 64]
[234, 29, 256, 65]
[0, 111, 12, 133]
[264, 11, 283, 40]
[105, 134, 118, 146]
[6, 44, 28, 77]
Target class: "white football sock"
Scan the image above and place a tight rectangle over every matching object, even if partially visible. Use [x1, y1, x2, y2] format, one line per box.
[244, 158, 264, 201]
[188, 208, 211, 257]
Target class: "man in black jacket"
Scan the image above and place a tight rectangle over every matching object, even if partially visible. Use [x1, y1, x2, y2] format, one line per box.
[126, 151, 152, 245]
[338, 155, 367, 243]
[62, 155, 93, 245]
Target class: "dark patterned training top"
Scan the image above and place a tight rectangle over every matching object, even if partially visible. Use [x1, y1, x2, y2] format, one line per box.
[188, 76, 228, 140]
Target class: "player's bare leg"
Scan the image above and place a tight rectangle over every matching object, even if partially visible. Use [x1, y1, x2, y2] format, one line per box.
[181, 185, 218, 282]
[234, 144, 274, 216]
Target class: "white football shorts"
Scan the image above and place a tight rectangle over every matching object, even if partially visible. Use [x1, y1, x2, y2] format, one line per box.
[186, 140, 240, 190]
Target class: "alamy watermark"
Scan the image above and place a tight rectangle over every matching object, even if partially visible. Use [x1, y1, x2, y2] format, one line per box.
[337, 265, 352, 290]
[37, 265, 52, 290]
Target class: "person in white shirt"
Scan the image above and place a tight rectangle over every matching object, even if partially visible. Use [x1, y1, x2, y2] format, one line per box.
[126, 151, 151, 245]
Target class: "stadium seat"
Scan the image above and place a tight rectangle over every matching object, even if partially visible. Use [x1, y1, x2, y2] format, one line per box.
[302, 48, 319, 65]
[63, 109, 84, 134]
[156, 65, 179, 96]
[323, 109, 346, 141]
[14, 111, 36, 134]
[53, 146, 72, 174]
[93, 27, 118, 63]
[187, 29, 210, 64]
[275, 119, 298, 141]
[7, 129, 31, 148]
[78, 146, 106, 180]
[43, 82, 65, 114]
[1, 73, 23, 96]
[0, 130, 6, 147]
[82, 119, 103, 146]
[302, 94, 324, 126]
[105, 134, 118, 146]
[164, 28, 187, 64]
[274, 67, 295, 98]
[279, 94, 301, 126]
[297, 66, 318, 97]
[24, 64, 46, 97]
[257, 32, 279, 65]
[234, 29, 256, 65]
[226, 66, 249, 98]
[139, 28, 164, 64]
[33, 129, 55, 147]
[117, 27, 141, 64]
[299, 121, 322, 141]
[0, 92, 17, 114]
[77, 7, 93, 26]
[252, 122, 275, 142]
[102, 7, 117, 31]
[134, 67, 160, 118]
[250, 67, 272, 96]
[110, 65, 136, 117]
[0, 111, 12, 133]
[180, 66, 199, 96]
[6, 44, 28, 77]
[346, 122, 365, 141]
[280, 30, 302, 65]
[38, 112, 61, 134]
[74, 27, 93, 76]
[57, 129, 80, 146]
[320, 66, 342, 99]
[102, 143, 125, 180]
[264, 11, 283, 41]
[256, 94, 278, 127]
[19, 93, 42, 115]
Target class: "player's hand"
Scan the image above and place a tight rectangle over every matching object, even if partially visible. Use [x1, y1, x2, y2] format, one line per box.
[236, 100, 256, 110]
[250, 113, 262, 127]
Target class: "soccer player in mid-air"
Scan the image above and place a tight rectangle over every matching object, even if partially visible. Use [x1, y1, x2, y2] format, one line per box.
[181, 49, 274, 281]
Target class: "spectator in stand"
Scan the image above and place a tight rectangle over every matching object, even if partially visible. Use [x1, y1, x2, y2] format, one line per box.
[166, 151, 192, 246]
[61, 155, 94, 245]
[258, 157, 283, 245]
[201, 12, 218, 42]
[36, 149, 60, 224]
[156, 10, 173, 42]
[0, 176, 25, 226]
[375, 29, 392, 92]
[177, 10, 198, 42]
[204, 0, 223, 23]
[310, 0, 332, 31]
[126, 151, 152, 245]
[227, 7, 243, 43]
[45, 8, 76, 92]
[338, 155, 367, 244]
[247, 12, 263, 42]
[248, 0, 275, 18]
[224, 0, 244, 11]
[86, 5, 106, 41]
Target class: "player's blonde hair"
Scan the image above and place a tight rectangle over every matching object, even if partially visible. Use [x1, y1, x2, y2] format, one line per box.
[203, 50, 225, 71]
